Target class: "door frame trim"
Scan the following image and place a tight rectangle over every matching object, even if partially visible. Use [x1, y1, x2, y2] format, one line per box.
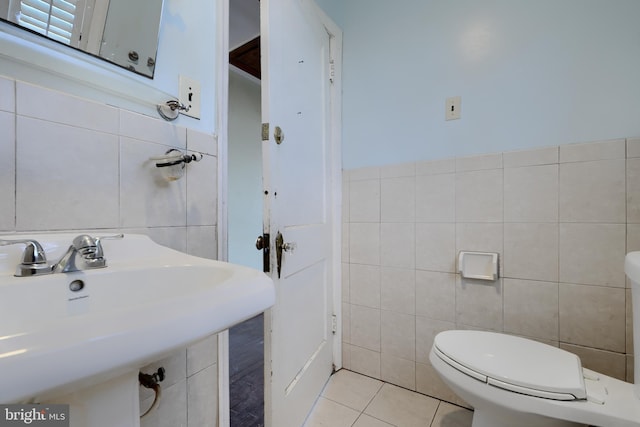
[216, 1, 231, 427]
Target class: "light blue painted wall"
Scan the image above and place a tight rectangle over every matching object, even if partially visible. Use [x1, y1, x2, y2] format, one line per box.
[154, 0, 218, 133]
[228, 71, 263, 270]
[7, 0, 639, 169]
[338, 0, 640, 169]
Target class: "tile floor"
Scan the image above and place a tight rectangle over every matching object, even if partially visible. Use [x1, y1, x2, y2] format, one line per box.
[303, 370, 473, 427]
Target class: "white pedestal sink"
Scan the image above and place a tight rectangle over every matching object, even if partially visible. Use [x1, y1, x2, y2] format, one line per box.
[0, 233, 275, 426]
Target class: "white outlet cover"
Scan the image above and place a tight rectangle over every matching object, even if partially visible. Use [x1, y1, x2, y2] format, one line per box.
[179, 75, 201, 119]
[446, 96, 461, 121]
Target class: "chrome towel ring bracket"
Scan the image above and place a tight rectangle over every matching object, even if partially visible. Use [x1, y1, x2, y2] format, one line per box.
[156, 100, 190, 121]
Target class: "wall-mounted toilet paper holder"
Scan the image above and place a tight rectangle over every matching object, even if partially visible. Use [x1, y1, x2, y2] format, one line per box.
[458, 251, 499, 281]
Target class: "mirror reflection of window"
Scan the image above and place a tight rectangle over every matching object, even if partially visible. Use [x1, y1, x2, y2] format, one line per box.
[15, 0, 78, 45]
[0, 0, 162, 78]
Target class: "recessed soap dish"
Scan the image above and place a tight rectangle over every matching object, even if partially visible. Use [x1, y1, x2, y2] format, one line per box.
[458, 251, 499, 281]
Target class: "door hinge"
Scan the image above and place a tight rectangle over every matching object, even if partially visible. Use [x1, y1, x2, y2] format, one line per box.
[262, 123, 269, 141]
[329, 60, 335, 84]
[331, 314, 337, 334]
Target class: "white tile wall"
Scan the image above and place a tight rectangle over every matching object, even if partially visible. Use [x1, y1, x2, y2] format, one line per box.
[381, 267, 415, 315]
[351, 305, 381, 352]
[381, 223, 415, 268]
[0, 111, 15, 231]
[131, 226, 188, 253]
[456, 153, 502, 171]
[17, 81, 119, 133]
[186, 226, 218, 259]
[415, 271, 455, 322]
[343, 137, 636, 404]
[350, 223, 381, 265]
[381, 310, 415, 361]
[455, 169, 503, 223]
[627, 138, 640, 159]
[350, 179, 380, 222]
[503, 223, 558, 282]
[416, 158, 455, 175]
[380, 353, 415, 390]
[559, 159, 626, 223]
[627, 288, 634, 356]
[16, 116, 120, 230]
[627, 158, 640, 223]
[559, 223, 626, 287]
[120, 109, 187, 149]
[187, 128, 218, 156]
[559, 283, 626, 353]
[416, 361, 465, 407]
[186, 363, 219, 427]
[502, 146, 558, 168]
[559, 139, 625, 163]
[380, 162, 415, 178]
[1, 77, 219, 424]
[119, 136, 187, 228]
[186, 154, 218, 226]
[455, 277, 503, 331]
[416, 223, 455, 273]
[503, 278, 559, 341]
[381, 177, 415, 222]
[350, 345, 381, 378]
[415, 318, 454, 365]
[0, 76, 15, 112]
[350, 264, 381, 309]
[416, 173, 455, 222]
[560, 343, 627, 382]
[504, 164, 558, 222]
[187, 334, 219, 377]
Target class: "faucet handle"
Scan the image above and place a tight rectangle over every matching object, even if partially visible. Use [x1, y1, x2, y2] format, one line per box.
[0, 238, 47, 264]
[97, 233, 125, 241]
[94, 234, 124, 259]
[72, 234, 99, 257]
[0, 238, 52, 276]
[71, 233, 123, 260]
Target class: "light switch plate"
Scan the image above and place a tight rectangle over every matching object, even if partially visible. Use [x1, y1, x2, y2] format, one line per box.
[446, 96, 461, 121]
[179, 75, 201, 119]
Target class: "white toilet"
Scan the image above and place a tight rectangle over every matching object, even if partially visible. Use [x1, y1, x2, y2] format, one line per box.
[429, 252, 640, 427]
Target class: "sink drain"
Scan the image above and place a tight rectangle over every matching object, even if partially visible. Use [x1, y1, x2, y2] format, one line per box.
[69, 279, 85, 292]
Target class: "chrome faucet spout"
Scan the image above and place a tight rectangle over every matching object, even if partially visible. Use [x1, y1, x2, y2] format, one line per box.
[52, 245, 81, 273]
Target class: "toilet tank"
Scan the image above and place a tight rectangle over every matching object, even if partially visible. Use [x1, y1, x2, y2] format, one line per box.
[624, 252, 640, 399]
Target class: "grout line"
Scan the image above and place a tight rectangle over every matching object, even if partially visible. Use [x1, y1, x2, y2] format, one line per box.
[429, 400, 443, 427]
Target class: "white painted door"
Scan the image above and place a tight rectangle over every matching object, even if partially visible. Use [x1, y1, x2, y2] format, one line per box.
[260, 0, 341, 426]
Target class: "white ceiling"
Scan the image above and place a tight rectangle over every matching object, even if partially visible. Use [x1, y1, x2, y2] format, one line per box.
[229, 0, 260, 51]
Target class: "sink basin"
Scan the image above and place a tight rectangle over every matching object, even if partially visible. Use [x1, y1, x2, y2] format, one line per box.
[0, 233, 275, 403]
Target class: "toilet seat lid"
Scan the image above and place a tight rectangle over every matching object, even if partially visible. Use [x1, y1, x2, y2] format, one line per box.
[434, 330, 586, 400]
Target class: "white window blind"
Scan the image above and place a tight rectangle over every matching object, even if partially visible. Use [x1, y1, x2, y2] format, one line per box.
[18, 0, 78, 45]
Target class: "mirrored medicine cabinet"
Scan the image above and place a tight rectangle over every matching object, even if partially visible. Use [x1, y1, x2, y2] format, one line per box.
[0, 0, 164, 78]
